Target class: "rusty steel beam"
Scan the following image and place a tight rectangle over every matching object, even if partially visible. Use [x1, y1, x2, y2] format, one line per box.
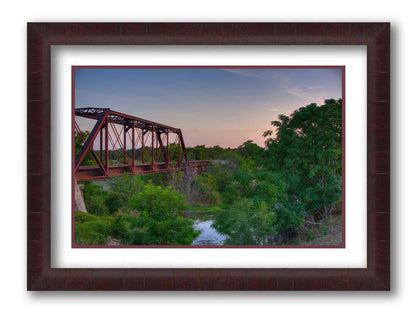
[75, 110, 109, 172]
[131, 123, 135, 171]
[75, 160, 212, 181]
[105, 118, 109, 172]
[155, 130, 169, 163]
[75, 107, 182, 133]
[166, 130, 169, 169]
[151, 125, 155, 169]
[178, 129, 189, 164]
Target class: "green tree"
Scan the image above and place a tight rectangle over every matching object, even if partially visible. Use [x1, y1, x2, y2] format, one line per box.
[263, 99, 342, 220]
[74, 211, 112, 245]
[221, 169, 286, 206]
[188, 173, 221, 205]
[105, 174, 146, 213]
[127, 183, 198, 245]
[108, 174, 145, 198]
[80, 181, 109, 216]
[110, 215, 129, 242]
[213, 199, 275, 245]
[207, 162, 233, 194]
[237, 140, 264, 163]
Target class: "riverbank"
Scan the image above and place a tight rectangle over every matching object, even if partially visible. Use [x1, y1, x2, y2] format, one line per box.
[300, 213, 343, 246]
[185, 204, 343, 247]
[184, 204, 224, 220]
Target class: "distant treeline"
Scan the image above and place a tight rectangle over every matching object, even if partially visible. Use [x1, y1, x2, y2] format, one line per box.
[76, 137, 257, 165]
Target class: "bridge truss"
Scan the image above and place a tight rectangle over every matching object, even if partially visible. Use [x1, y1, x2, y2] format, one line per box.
[74, 107, 209, 181]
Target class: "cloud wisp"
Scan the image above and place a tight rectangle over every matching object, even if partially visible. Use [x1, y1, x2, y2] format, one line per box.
[221, 68, 282, 81]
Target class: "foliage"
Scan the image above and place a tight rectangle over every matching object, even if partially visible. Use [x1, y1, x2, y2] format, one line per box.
[80, 181, 110, 216]
[104, 192, 125, 214]
[107, 174, 146, 198]
[221, 169, 286, 206]
[206, 162, 234, 193]
[127, 183, 198, 245]
[85, 196, 109, 216]
[187, 145, 208, 160]
[273, 204, 305, 242]
[213, 199, 275, 245]
[110, 215, 130, 242]
[128, 183, 186, 220]
[76, 182, 199, 246]
[74, 211, 112, 245]
[189, 173, 221, 205]
[167, 169, 186, 194]
[263, 99, 342, 220]
[237, 140, 264, 163]
[209, 98, 342, 244]
[167, 168, 221, 206]
[187, 144, 244, 162]
[188, 204, 224, 215]
[129, 216, 198, 245]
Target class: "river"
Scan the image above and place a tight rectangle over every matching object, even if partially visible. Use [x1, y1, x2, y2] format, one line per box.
[191, 220, 228, 246]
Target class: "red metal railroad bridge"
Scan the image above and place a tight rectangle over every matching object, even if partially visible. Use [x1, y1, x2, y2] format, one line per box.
[75, 107, 210, 181]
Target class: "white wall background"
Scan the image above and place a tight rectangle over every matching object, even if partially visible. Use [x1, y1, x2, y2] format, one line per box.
[0, 0, 412, 310]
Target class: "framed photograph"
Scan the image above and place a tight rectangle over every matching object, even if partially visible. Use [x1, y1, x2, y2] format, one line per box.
[27, 23, 390, 290]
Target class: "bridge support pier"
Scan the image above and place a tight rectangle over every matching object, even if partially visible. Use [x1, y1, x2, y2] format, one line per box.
[74, 181, 87, 213]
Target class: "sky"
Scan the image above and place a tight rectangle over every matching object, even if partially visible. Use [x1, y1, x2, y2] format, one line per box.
[74, 67, 343, 148]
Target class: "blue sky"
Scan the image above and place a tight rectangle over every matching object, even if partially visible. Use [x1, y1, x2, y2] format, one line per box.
[74, 67, 342, 148]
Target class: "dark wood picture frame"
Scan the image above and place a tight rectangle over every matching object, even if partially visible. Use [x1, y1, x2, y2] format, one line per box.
[27, 22, 390, 290]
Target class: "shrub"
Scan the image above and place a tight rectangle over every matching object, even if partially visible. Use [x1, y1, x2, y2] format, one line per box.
[126, 183, 198, 245]
[110, 215, 129, 242]
[274, 204, 305, 242]
[85, 195, 109, 216]
[128, 183, 187, 220]
[189, 173, 221, 205]
[75, 219, 111, 245]
[213, 199, 275, 245]
[108, 174, 145, 198]
[74, 210, 99, 223]
[105, 192, 126, 214]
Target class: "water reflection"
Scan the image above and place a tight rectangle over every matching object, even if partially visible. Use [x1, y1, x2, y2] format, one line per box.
[191, 220, 228, 246]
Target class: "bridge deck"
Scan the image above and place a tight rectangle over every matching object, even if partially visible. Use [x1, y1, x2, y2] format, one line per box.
[76, 160, 211, 181]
